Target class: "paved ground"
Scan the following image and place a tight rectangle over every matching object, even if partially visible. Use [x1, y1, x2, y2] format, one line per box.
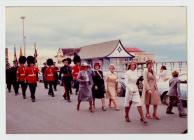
[6, 82, 187, 134]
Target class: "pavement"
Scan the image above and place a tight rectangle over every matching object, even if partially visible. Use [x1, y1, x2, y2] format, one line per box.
[6, 82, 187, 134]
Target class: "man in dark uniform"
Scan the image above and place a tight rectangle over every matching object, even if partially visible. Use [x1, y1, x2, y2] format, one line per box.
[41, 62, 48, 89]
[53, 62, 59, 91]
[10, 60, 19, 95]
[59, 58, 73, 102]
[6, 63, 12, 92]
[17, 56, 27, 99]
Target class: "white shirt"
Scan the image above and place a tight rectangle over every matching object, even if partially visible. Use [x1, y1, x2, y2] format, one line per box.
[125, 69, 138, 92]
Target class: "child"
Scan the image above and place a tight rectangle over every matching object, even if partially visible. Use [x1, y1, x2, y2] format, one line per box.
[166, 70, 187, 117]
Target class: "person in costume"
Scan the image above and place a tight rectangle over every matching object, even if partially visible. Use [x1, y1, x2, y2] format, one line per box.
[17, 56, 27, 99]
[10, 60, 19, 95]
[41, 62, 48, 89]
[44, 58, 55, 97]
[59, 58, 73, 102]
[25, 56, 39, 102]
[53, 62, 59, 91]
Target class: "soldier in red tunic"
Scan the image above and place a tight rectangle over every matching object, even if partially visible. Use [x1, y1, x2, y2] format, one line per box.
[72, 61, 80, 95]
[17, 56, 27, 99]
[25, 56, 39, 102]
[44, 59, 55, 97]
[53, 62, 59, 91]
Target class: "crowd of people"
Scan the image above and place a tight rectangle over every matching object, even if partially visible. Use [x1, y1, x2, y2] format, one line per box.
[6, 53, 187, 126]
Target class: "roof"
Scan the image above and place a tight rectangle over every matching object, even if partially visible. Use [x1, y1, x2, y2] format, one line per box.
[59, 48, 80, 56]
[125, 47, 142, 52]
[78, 40, 132, 59]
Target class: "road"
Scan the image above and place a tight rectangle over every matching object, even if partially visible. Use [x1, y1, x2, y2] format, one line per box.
[6, 82, 187, 134]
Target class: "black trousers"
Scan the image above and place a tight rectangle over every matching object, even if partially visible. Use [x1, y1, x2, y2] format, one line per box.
[48, 81, 54, 95]
[53, 80, 57, 90]
[28, 83, 37, 99]
[43, 79, 48, 89]
[18, 81, 27, 97]
[64, 81, 71, 100]
[6, 83, 12, 92]
[12, 82, 19, 95]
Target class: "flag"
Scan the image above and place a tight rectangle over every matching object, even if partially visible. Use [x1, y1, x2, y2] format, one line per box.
[13, 45, 18, 63]
[34, 42, 38, 66]
[19, 47, 23, 57]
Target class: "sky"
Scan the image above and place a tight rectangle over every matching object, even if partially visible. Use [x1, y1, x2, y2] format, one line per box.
[6, 6, 187, 62]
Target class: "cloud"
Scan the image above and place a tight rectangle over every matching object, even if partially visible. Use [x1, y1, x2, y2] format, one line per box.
[6, 6, 187, 62]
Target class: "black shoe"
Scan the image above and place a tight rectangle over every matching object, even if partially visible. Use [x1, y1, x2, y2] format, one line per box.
[15, 93, 19, 96]
[63, 95, 66, 100]
[67, 100, 71, 102]
[52, 94, 55, 97]
[23, 96, 26, 99]
[166, 111, 175, 114]
[32, 98, 35, 102]
[179, 113, 187, 118]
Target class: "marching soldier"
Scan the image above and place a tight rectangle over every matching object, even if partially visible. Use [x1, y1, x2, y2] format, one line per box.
[17, 56, 27, 99]
[10, 60, 19, 95]
[59, 58, 73, 102]
[25, 56, 39, 102]
[53, 62, 59, 91]
[41, 62, 48, 89]
[44, 58, 55, 97]
[6, 63, 12, 92]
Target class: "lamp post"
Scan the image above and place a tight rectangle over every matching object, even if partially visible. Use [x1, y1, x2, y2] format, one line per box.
[21, 16, 26, 56]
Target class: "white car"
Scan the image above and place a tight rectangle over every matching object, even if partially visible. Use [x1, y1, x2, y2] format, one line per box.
[157, 73, 187, 107]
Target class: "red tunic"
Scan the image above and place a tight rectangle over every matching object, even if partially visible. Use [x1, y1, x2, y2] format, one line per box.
[72, 65, 80, 80]
[17, 66, 26, 82]
[25, 66, 39, 84]
[44, 67, 55, 81]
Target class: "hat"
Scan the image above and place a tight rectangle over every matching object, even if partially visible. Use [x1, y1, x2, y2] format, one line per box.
[81, 62, 88, 67]
[73, 54, 81, 64]
[27, 56, 35, 65]
[47, 58, 53, 66]
[146, 59, 154, 65]
[19, 56, 26, 64]
[66, 58, 72, 65]
[62, 58, 67, 62]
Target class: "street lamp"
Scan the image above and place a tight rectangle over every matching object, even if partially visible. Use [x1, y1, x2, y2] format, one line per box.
[20, 16, 26, 56]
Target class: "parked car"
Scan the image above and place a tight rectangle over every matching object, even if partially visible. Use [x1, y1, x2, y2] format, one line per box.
[157, 73, 187, 107]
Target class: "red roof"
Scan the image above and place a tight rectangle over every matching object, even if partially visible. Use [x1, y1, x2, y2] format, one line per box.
[125, 47, 142, 52]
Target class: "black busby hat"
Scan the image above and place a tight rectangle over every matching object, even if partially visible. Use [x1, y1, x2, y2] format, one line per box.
[66, 58, 72, 65]
[27, 56, 35, 65]
[47, 58, 53, 66]
[62, 58, 67, 62]
[19, 56, 26, 64]
[73, 53, 81, 64]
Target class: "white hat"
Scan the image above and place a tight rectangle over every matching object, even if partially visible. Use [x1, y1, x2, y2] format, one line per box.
[81, 62, 88, 67]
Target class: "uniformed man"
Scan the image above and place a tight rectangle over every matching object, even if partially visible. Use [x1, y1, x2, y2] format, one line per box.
[53, 62, 59, 91]
[44, 58, 55, 97]
[41, 62, 48, 89]
[25, 56, 39, 102]
[59, 58, 73, 102]
[17, 56, 27, 99]
[10, 60, 19, 95]
[6, 63, 12, 92]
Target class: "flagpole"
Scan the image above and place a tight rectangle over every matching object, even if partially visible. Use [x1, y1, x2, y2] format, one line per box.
[21, 16, 26, 56]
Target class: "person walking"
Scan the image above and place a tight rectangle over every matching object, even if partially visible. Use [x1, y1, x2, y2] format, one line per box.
[10, 60, 19, 95]
[44, 59, 55, 97]
[53, 62, 59, 91]
[92, 63, 106, 111]
[166, 70, 187, 118]
[105, 64, 119, 111]
[59, 58, 73, 102]
[41, 62, 48, 89]
[124, 61, 147, 124]
[158, 65, 169, 81]
[16, 56, 27, 99]
[143, 60, 160, 120]
[25, 56, 39, 102]
[6, 63, 12, 93]
[77, 62, 94, 113]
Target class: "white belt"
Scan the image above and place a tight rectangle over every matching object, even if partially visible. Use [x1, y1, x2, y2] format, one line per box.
[47, 74, 53, 76]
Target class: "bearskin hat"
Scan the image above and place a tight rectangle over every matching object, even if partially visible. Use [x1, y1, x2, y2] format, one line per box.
[19, 56, 26, 64]
[27, 56, 35, 65]
[47, 58, 53, 66]
[62, 58, 67, 62]
[73, 53, 81, 64]
[66, 58, 72, 65]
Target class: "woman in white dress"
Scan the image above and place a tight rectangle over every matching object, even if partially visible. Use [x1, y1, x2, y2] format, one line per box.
[124, 61, 147, 124]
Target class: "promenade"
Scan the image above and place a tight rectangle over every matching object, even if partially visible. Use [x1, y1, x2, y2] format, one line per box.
[6, 82, 187, 134]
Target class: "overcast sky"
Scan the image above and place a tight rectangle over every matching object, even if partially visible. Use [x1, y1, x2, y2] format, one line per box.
[6, 6, 187, 62]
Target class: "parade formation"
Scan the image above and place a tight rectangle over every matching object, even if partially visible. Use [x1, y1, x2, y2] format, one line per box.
[6, 52, 187, 128]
